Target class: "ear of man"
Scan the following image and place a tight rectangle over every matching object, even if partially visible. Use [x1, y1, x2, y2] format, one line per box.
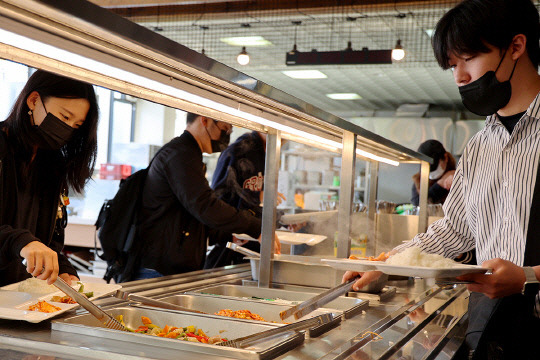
[200, 116, 209, 127]
[510, 34, 527, 61]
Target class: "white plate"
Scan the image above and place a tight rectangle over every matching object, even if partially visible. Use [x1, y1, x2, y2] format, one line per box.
[233, 231, 327, 246]
[279, 210, 337, 225]
[274, 231, 327, 246]
[0, 281, 122, 323]
[321, 258, 489, 278]
[232, 233, 258, 242]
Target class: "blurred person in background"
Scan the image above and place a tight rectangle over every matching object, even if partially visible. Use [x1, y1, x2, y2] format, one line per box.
[411, 139, 456, 206]
[0, 70, 98, 286]
[204, 131, 284, 268]
[411, 139, 475, 264]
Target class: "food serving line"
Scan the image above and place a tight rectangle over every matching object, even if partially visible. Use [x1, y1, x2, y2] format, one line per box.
[0, 261, 469, 360]
[0, 2, 470, 359]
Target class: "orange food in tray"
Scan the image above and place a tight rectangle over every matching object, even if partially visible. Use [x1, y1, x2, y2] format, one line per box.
[349, 252, 389, 262]
[28, 300, 62, 313]
[214, 309, 267, 322]
[50, 295, 77, 304]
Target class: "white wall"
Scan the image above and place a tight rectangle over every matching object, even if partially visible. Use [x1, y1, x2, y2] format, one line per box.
[348, 116, 485, 203]
[0, 60, 28, 121]
[378, 162, 419, 204]
[134, 99, 164, 145]
[95, 86, 111, 168]
[349, 117, 454, 154]
[348, 116, 484, 155]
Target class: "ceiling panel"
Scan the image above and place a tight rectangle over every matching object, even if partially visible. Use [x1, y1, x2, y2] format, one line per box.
[96, 0, 516, 119]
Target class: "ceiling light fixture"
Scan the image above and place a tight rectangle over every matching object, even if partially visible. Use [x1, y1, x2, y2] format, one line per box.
[237, 46, 250, 65]
[286, 15, 392, 65]
[345, 16, 356, 52]
[392, 39, 405, 61]
[286, 47, 392, 65]
[220, 36, 271, 47]
[153, 6, 163, 32]
[326, 93, 362, 100]
[200, 25, 208, 55]
[287, 20, 302, 56]
[282, 70, 327, 79]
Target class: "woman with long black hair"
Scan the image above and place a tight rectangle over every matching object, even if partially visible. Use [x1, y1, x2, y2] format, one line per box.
[0, 69, 98, 286]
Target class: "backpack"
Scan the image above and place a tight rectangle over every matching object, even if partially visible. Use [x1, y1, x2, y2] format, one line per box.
[94, 167, 149, 283]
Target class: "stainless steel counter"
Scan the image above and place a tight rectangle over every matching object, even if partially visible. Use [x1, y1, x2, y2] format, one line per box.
[0, 264, 468, 360]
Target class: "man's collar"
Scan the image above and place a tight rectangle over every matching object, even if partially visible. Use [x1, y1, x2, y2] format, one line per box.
[485, 91, 540, 126]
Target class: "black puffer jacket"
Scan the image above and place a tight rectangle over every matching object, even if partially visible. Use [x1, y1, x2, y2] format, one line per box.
[137, 131, 261, 275]
[0, 125, 77, 286]
[205, 131, 266, 268]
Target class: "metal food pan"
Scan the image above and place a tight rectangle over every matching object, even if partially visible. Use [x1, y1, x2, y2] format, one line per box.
[157, 293, 339, 323]
[248, 256, 387, 293]
[248, 256, 338, 288]
[155, 294, 341, 337]
[52, 306, 303, 360]
[242, 279, 332, 293]
[190, 285, 368, 319]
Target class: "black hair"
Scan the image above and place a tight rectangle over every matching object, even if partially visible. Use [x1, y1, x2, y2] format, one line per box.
[3, 69, 98, 193]
[417, 140, 447, 172]
[185, 112, 200, 125]
[433, 0, 540, 69]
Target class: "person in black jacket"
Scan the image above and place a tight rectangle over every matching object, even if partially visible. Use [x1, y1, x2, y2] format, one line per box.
[204, 131, 285, 269]
[410, 139, 456, 206]
[136, 114, 280, 279]
[0, 70, 99, 286]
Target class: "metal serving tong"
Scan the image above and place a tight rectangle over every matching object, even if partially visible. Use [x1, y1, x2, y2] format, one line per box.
[217, 313, 333, 348]
[226, 242, 261, 258]
[53, 277, 127, 331]
[279, 277, 359, 321]
[115, 291, 207, 315]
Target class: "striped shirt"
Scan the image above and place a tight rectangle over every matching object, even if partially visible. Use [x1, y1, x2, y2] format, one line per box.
[399, 92, 540, 268]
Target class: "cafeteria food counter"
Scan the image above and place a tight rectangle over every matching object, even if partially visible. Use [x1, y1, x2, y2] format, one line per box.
[0, 264, 468, 360]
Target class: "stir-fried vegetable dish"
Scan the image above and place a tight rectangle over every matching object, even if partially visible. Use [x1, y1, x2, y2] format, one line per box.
[50, 281, 94, 304]
[116, 315, 226, 345]
[214, 309, 267, 322]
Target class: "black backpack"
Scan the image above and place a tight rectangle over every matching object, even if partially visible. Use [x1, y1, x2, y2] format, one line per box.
[94, 167, 149, 283]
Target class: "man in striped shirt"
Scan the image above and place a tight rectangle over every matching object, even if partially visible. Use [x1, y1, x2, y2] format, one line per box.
[345, 0, 540, 358]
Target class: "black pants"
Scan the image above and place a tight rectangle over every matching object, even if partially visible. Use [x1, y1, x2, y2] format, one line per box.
[461, 292, 540, 359]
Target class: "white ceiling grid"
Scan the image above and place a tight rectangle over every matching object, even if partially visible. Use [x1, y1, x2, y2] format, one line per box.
[105, 1, 513, 117]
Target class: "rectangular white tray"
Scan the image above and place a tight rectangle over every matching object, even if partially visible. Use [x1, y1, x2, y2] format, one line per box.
[322, 258, 489, 278]
[279, 210, 337, 225]
[0, 280, 121, 323]
[234, 231, 326, 246]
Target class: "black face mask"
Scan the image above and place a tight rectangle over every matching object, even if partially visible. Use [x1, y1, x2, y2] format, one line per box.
[211, 130, 230, 153]
[458, 50, 518, 116]
[33, 99, 75, 150]
[206, 121, 230, 153]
